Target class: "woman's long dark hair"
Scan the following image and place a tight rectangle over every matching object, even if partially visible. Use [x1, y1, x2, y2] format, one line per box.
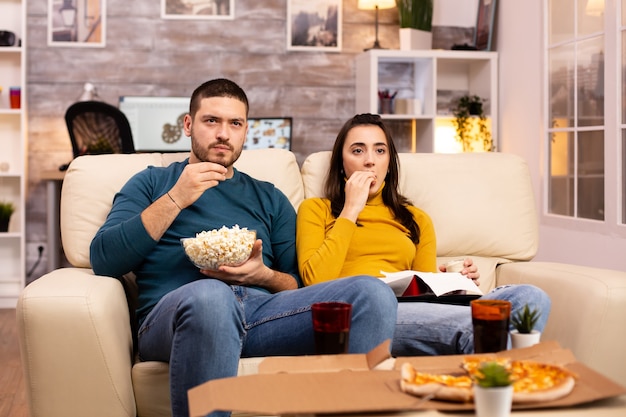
[324, 114, 420, 244]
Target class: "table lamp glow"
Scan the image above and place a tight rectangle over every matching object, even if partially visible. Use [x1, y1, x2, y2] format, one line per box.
[358, 0, 396, 50]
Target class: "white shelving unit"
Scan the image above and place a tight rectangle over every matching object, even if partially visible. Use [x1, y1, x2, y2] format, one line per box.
[0, 0, 26, 307]
[355, 49, 498, 153]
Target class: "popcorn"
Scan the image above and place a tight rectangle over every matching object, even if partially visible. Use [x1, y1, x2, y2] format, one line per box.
[181, 225, 256, 270]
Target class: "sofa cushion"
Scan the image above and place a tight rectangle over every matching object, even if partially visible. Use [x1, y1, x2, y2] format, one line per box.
[301, 151, 538, 261]
[61, 149, 304, 268]
[397, 152, 538, 261]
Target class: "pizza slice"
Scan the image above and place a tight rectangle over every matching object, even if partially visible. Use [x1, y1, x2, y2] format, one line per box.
[400, 362, 474, 402]
[507, 360, 577, 403]
[400, 358, 577, 404]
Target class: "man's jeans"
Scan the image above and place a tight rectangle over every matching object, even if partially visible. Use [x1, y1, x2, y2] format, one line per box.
[392, 284, 552, 356]
[137, 275, 397, 417]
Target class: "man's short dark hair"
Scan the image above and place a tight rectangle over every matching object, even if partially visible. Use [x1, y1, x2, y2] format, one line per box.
[189, 78, 249, 118]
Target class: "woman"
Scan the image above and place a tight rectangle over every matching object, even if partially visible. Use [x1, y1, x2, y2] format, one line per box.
[296, 113, 551, 356]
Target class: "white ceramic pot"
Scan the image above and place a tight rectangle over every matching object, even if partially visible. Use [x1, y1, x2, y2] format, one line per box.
[473, 385, 513, 417]
[399, 28, 432, 50]
[510, 330, 541, 349]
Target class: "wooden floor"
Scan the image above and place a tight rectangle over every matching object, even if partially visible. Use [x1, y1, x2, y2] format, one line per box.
[0, 309, 29, 417]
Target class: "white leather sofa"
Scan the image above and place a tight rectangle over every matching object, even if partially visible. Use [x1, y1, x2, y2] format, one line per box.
[17, 149, 626, 417]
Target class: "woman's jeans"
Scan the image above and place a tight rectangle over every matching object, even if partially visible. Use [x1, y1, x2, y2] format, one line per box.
[137, 275, 397, 417]
[392, 284, 551, 356]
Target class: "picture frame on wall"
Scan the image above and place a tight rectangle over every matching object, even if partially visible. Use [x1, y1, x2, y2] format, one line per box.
[245, 118, 292, 150]
[161, 0, 234, 20]
[287, 0, 342, 52]
[48, 0, 106, 47]
[474, 0, 497, 51]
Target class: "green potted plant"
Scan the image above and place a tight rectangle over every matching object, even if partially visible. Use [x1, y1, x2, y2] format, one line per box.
[452, 94, 493, 152]
[396, 0, 433, 50]
[472, 361, 514, 417]
[0, 200, 15, 232]
[510, 304, 541, 348]
[85, 137, 115, 155]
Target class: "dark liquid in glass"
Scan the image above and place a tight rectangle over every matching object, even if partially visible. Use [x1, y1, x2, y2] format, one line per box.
[473, 317, 509, 353]
[314, 330, 349, 354]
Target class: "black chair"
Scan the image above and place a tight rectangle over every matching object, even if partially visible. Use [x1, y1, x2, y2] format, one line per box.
[64, 101, 135, 159]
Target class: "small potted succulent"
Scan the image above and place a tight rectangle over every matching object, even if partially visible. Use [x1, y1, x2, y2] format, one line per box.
[510, 304, 541, 349]
[0, 200, 15, 232]
[472, 361, 514, 417]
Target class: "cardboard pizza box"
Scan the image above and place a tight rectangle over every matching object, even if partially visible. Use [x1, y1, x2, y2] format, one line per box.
[394, 340, 626, 411]
[187, 341, 626, 417]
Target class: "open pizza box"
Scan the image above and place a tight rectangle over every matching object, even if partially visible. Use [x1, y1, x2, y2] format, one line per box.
[188, 340, 626, 417]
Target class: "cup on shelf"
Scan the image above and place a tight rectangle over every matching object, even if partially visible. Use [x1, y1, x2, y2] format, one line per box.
[9, 87, 20, 109]
[408, 99, 422, 115]
[392, 98, 423, 116]
[394, 98, 409, 114]
[379, 97, 394, 114]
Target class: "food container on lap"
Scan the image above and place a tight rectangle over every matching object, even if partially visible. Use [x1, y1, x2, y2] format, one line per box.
[181, 225, 256, 270]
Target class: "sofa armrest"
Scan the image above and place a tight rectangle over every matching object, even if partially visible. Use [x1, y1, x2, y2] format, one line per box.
[17, 268, 137, 417]
[497, 262, 626, 387]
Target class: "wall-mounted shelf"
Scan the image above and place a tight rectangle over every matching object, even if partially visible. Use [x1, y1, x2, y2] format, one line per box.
[0, 0, 26, 308]
[355, 49, 498, 153]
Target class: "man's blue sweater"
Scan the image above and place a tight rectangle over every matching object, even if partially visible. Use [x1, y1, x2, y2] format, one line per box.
[90, 159, 300, 325]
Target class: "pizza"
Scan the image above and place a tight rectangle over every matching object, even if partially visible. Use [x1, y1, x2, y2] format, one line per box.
[400, 357, 577, 404]
[400, 364, 474, 402]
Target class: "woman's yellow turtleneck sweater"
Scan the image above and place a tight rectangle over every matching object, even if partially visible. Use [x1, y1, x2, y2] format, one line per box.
[296, 184, 437, 286]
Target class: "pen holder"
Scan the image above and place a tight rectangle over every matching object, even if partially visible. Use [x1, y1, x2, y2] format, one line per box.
[379, 97, 394, 114]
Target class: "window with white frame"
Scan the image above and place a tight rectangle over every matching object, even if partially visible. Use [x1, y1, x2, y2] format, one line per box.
[622, 0, 626, 224]
[547, 0, 605, 221]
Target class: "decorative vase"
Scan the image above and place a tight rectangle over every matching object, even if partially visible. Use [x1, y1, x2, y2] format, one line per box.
[473, 385, 514, 417]
[0, 217, 9, 232]
[510, 330, 542, 349]
[399, 28, 432, 50]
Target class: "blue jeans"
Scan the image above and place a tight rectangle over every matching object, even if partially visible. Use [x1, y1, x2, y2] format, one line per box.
[392, 284, 551, 356]
[137, 275, 397, 417]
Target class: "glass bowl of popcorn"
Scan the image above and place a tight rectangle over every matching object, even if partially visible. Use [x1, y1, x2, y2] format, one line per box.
[181, 225, 256, 270]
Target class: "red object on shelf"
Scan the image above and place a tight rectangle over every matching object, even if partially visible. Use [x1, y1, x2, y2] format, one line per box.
[10, 87, 20, 109]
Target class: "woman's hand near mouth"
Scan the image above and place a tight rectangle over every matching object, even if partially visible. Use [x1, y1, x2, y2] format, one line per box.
[340, 170, 377, 222]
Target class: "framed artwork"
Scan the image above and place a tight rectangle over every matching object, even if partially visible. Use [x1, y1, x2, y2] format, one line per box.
[244, 118, 292, 150]
[48, 0, 106, 47]
[119, 96, 190, 152]
[474, 0, 497, 51]
[287, 0, 342, 52]
[161, 0, 234, 20]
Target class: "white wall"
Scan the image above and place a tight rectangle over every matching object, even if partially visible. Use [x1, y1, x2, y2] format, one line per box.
[498, 0, 626, 270]
[434, 0, 478, 27]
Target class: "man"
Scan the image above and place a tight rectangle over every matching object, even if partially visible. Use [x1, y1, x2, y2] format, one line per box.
[90, 78, 397, 417]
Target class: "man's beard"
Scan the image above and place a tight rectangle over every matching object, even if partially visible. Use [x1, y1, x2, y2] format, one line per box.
[191, 137, 242, 168]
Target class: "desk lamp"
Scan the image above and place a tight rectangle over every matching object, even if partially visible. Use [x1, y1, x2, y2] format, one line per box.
[358, 0, 396, 50]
